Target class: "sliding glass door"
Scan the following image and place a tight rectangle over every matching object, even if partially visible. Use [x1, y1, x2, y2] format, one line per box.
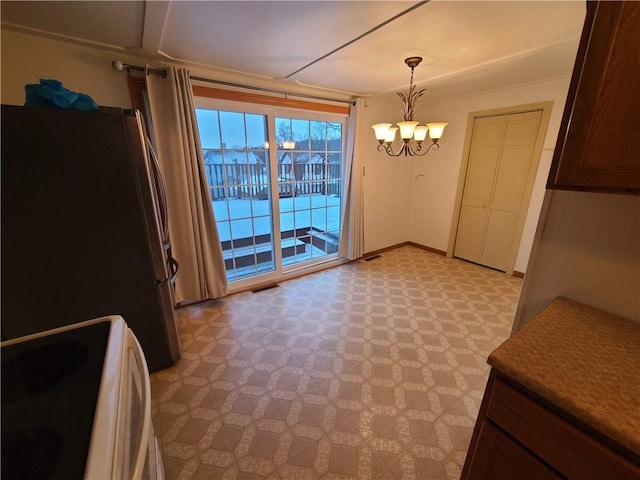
[195, 100, 345, 285]
[275, 117, 343, 267]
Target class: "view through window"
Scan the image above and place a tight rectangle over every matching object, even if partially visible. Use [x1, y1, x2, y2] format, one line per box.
[196, 105, 344, 283]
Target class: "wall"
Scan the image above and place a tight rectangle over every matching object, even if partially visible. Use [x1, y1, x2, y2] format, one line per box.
[1, 28, 133, 108]
[360, 98, 415, 253]
[513, 191, 640, 329]
[405, 78, 572, 272]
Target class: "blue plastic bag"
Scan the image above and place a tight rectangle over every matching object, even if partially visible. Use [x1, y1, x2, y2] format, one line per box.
[25, 79, 98, 111]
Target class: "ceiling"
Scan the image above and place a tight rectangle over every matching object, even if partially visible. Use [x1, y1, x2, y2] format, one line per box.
[1, 0, 586, 101]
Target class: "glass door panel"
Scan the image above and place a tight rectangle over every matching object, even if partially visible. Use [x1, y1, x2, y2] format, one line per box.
[276, 117, 342, 267]
[197, 109, 275, 282]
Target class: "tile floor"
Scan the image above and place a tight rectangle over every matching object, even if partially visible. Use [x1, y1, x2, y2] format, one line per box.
[150, 246, 523, 479]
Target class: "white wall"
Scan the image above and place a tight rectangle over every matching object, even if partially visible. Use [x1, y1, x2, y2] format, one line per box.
[514, 191, 639, 328]
[360, 98, 415, 253]
[405, 78, 572, 272]
[1, 29, 133, 108]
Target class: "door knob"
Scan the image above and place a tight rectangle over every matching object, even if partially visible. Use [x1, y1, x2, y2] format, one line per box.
[481, 203, 487, 208]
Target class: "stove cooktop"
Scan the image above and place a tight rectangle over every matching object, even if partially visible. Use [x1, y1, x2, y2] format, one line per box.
[1, 321, 111, 480]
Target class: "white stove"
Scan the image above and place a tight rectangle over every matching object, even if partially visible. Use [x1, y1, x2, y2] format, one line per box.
[1, 316, 164, 479]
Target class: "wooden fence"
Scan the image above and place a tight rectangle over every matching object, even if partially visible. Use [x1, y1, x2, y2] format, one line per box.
[205, 163, 341, 200]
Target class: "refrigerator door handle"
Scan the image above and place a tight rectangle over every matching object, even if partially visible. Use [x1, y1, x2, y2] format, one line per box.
[145, 137, 170, 245]
[169, 257, 179, 283]
[155, 257, 179, 285]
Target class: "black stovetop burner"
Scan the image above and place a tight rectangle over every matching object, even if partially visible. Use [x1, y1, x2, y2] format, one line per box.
[1, 321, 111, 480]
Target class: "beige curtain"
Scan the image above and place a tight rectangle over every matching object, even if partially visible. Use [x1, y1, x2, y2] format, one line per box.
[339, 98, 365, 260]
[146, 67, 228, 303]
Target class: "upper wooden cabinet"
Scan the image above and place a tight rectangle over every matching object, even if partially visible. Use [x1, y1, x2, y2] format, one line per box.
[547, 1, 640, 194]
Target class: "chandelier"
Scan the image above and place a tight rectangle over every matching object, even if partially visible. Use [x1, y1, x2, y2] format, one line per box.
[372, 57, 447, 157]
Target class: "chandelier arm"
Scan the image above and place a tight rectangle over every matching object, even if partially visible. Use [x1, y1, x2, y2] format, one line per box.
[413, 141, 440, 157]
[377, 141, 440, 157]
[377, 142, 408, 157]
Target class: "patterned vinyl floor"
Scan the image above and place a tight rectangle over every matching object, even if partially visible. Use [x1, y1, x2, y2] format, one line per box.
[150, 246, 522, 479]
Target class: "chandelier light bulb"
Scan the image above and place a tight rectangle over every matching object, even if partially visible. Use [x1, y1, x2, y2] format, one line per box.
[397, 121, 419, 140]
[426, 123, 448, 141]
[372, 123, 392, 143]
[385, 127, 398, 143]
[413, 125, 429, 143]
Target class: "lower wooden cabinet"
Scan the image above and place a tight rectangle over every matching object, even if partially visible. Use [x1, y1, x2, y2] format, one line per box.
[466, 420, 560, 479]
[462, 372, 640, 479]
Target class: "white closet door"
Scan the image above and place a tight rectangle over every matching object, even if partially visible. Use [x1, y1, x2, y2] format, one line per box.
[455, 110, 542, 272]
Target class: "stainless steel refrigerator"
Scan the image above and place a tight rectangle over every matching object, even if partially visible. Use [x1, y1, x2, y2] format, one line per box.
[1, 105, 181, 372]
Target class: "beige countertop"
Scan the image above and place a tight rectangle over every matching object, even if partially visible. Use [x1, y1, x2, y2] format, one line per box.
[488, 296, 640, 457]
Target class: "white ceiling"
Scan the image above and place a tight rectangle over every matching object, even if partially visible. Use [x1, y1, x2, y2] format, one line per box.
[1, 0, 586, 101]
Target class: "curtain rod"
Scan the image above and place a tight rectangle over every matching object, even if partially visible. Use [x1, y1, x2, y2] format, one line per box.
[112, 60, 355, 106]
[112, 60, 167, 78]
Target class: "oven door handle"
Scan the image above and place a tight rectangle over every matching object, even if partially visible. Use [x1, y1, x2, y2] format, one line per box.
[127, 329, 152, 480]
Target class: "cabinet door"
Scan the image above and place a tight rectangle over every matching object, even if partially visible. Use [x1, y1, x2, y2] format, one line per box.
[547, 1, 640, 193]
[463, 421, 561, 480]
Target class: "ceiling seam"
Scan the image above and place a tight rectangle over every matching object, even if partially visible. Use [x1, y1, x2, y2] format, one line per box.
[284, 0, 430, 80]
